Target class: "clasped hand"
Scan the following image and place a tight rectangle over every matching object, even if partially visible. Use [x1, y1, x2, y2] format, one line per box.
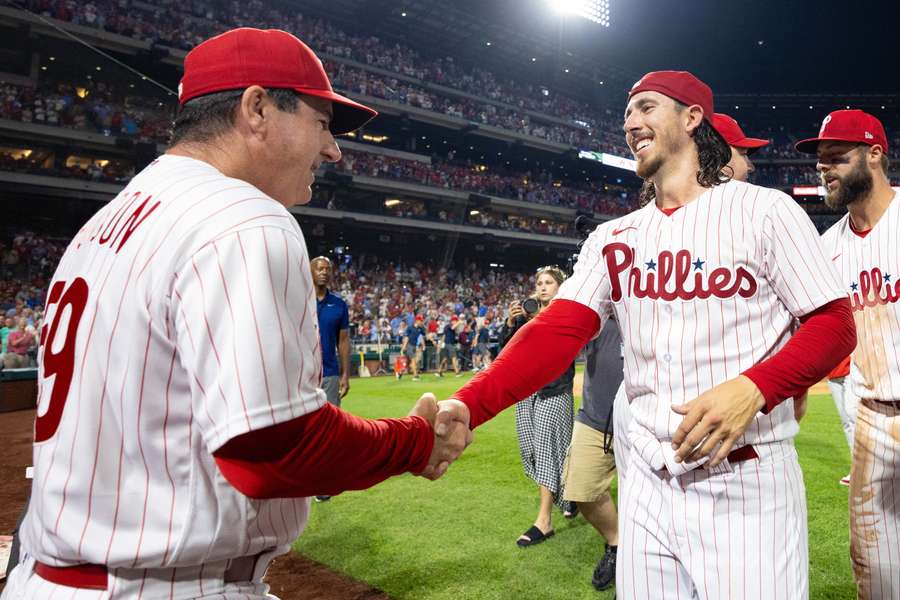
[408, 394, 473, 480]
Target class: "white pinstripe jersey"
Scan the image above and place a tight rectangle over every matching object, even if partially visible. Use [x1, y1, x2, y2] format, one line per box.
[22, 155, 327, 569]
[821, 193, 900, 402]
[557, 179, 845, 475]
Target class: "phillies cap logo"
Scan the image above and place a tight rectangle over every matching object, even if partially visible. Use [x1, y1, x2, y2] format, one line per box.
[818, 114, 832, 136]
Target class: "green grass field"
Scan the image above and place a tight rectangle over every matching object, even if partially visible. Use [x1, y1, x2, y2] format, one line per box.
[294, 373, 856, 600]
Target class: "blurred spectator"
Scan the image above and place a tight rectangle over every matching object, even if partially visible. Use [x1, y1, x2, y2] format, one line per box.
[1, 316, 37, 368]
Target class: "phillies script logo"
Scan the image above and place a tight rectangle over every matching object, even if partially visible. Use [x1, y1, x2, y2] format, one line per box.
[849, 267, 900, 312]
[602, 242, 758, 301]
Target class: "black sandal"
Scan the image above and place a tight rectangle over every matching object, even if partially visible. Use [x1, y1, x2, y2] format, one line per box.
[516, 525, 555, 547]
[564, 502, 579, 519]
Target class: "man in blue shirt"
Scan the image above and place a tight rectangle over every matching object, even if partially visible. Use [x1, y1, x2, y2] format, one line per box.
[311, 257, 350, 406]
[311, 257, 351, 504]
[400, 315, 426, 380]
[471, 318, 492, 371]
[437, 315, 461, 377]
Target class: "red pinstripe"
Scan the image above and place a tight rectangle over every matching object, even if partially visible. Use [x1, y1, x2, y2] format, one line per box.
[693, 471, 711, 600]
[236, 231, 276, 424]
[263, 228, 296, 420]
[211, 242, 254, 434]
[172, 288, 221, 432]
[101, 364, 130, 564]
[160, 345, 179, 566]
[131, 312, 157, 567]
[771, 459, 779, 600]
[191, 257, 234, 426]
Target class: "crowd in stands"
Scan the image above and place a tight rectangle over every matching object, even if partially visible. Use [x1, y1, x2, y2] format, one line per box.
[24, 0, 624, 147]
[332, 195, 578, 237]
[333, 149, 636, 216]
[330, 254, 530, 350]
[1, 80, 172, 143]
[0, 231, 62, 369]
[0, 147, 135, 184]
[22, 0, 900, 162]
[326, 61, 628, 154]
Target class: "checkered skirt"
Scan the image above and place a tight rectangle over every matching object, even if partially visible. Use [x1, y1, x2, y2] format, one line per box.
[515, 390, 575, 510]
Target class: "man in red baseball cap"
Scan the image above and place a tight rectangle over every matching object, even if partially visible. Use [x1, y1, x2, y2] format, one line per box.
[796, 109, 891, 210]
[3, 27, 473, 600]
[171, 27, 377, 208]
[800, 109, 899, 600]
[436, 69, 855, 598]
[623, 70, 731, 205]
[712, 113, 770, 182]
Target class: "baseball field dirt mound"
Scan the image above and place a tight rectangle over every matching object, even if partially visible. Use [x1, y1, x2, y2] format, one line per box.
[0, 409, 392, 600]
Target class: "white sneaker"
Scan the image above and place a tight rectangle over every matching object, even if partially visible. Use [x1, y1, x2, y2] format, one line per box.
[840, 474, 851, 486]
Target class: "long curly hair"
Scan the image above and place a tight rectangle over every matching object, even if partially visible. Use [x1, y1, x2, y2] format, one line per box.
[638, 117, 733, 206]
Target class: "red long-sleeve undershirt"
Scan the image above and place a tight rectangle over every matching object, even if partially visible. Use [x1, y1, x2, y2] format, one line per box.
[455, 299, 601, 428]
[212, 402, 433, 499]
[743, 298, 856, 412]
[453, 297, 856, 428]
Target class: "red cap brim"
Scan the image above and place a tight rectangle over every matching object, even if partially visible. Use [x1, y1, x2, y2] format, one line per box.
[795, 136, 830, 154]
[733, 137, 769, 149]
[296, 87, 378, 135]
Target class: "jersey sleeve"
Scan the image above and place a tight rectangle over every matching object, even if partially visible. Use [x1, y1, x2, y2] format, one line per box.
[555, 226, 615, 321]
[760, 193, 846, 318]
[172, 225, 326, 452]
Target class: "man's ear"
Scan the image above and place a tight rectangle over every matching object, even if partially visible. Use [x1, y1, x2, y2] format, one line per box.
[236, 85, 271, 139]
[684, 104, 704, 136]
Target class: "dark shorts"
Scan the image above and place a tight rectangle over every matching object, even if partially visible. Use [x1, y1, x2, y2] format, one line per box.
[322, 375, 340, 407]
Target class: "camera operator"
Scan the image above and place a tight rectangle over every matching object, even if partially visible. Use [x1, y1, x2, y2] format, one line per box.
[500, 266, 576, 547]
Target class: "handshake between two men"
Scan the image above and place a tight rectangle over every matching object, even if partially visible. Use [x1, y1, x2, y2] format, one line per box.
[408, 394, 473, 480]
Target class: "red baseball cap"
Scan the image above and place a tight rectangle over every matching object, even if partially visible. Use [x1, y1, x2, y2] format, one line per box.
[712, 113, 769, 153]
[629, 71, 714, 122]
[795, 109, 888, 155]
[179, 28, 377, 135]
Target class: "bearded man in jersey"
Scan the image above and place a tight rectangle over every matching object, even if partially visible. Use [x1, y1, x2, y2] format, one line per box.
[798, 109, 899, 600]
[434, 71, 856, 599]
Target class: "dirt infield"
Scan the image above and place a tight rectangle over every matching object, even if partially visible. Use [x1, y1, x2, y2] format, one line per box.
[0, 408, 391, 600]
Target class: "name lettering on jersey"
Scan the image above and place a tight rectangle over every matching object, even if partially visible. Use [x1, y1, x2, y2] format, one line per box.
[849, 267, 900, 312]
[90, 190, 160, 253]
[602, 242, 758, 302]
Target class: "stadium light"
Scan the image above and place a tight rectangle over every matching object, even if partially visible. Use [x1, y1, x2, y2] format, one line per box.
[548, 0, 610, 26]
